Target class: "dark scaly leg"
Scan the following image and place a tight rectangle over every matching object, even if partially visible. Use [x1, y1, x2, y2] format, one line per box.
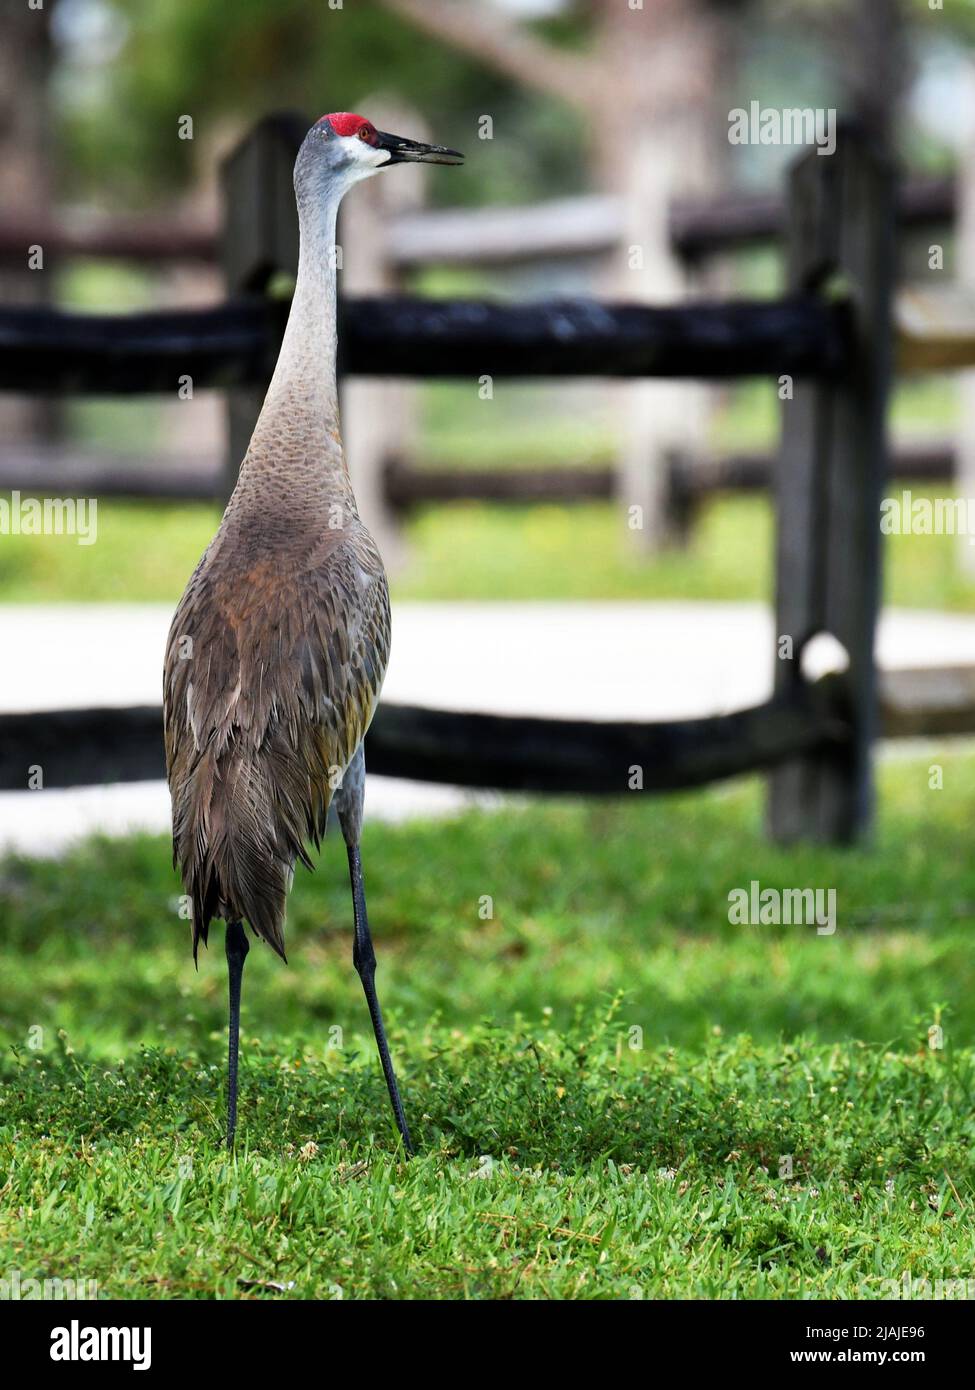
[225, 920, 249, 1149]
[347, 844, 414, 1156]
[336, 746, 414, 1155]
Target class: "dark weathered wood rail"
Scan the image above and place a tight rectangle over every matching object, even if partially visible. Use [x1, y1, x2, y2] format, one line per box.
[669, 175, 953, 260]
[0, 445, 223, 500]
[0, 175, 950, 268]
[0, 212, 218, 267]
[339, 295, 850, 382]
[0, 441, 952, 507]
[384, 444, 952, 518]
[3, 664, 965, 796]
[664, 442, 952, 535]
[0, 293, 850, 395]
[0, 684, 848, 795]
[0, 301, 285, 395]
[384, 460, 615, 512]
[367, 689, 847, 793]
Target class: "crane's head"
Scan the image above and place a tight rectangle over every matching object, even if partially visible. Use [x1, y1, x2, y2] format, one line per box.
[296, 112, 463, 201]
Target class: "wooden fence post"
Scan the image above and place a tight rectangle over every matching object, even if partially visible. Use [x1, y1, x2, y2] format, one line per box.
[769, 127, 895, 843]
[219, 112, 307, 502]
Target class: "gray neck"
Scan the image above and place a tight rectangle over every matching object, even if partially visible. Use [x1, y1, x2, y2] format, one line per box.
[237, 179, 351, 502]
[266, 185, 341, 419]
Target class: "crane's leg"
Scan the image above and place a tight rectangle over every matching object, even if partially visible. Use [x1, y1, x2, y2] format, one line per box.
[225, 920, 249, 1149]
[336, 747, 414, 1156]
[347, 843, 414, 1156]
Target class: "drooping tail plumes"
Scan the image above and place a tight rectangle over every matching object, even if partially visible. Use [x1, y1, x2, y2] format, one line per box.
[172, 728, 329, 963]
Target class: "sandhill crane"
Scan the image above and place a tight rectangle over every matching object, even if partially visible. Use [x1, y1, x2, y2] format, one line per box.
[164, 113, 463, 1155]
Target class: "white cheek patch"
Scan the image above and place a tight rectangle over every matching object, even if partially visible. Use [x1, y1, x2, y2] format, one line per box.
[341, 136, 392, 172]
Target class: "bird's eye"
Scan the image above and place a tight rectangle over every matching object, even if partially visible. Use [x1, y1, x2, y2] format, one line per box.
[358, 126, 371, 141]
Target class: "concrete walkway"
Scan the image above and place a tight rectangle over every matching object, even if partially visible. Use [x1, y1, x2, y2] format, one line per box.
[2, 600, 974, 854]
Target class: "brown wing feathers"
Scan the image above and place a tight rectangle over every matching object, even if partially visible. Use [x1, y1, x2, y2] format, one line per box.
[164, 535, 389, 964]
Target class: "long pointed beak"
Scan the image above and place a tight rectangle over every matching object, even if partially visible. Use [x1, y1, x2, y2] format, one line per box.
[374, 130, 464, 166]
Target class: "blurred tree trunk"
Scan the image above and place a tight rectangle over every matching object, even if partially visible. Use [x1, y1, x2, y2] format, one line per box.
[381, 0, 735, 549]
[832, 0, 910, 157]
[588, 0, 730, 548]
[0, 2, 56, 446]
[957, 63, 975, 576]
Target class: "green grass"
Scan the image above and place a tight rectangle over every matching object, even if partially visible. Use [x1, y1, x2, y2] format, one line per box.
[0, 500, 221, 603]
[4, 486, 975, 608]
[398, 496, 774, 600]
[2, 751, 974, 1298]
[4, 1027, 971, 1299]
[0, 358, 966, 606]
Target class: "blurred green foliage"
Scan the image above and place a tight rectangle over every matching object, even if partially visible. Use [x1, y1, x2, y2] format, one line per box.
[47, 0, 975, 209]
[57, 0, 588, 206]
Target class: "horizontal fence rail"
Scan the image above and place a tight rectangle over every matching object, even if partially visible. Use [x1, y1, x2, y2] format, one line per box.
[0, 440, 950, 511]
[0, 176, 951, 270]
[0, 445, 223, 500]
[0, 664, 968, 797]
[0, 294, 851, 395]
[339, 296, 850, 381]
[364, 690, 847, 793]
[0, 301, 284, 395]
[384, 461, 615, 512]
[670, 175, 953, 261]
[385, 444, 953, 517]
[0, 685, 848, 795]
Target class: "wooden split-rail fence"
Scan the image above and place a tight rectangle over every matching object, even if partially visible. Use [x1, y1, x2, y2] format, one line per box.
[1, 116, 972, 842]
